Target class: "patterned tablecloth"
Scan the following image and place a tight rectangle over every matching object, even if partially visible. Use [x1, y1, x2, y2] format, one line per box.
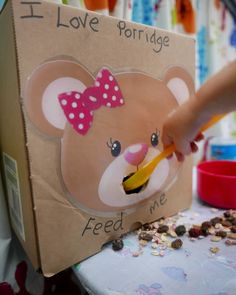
[73, 174, 236, 295]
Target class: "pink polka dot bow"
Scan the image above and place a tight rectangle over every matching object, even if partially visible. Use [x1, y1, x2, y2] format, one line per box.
[58, 68, 124, 135]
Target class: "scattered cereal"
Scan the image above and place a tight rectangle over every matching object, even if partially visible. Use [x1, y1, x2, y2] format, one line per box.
[151, 243, 158, 249]
[142, 223, 152, 230]
[160, 245, 167, 250]
[139, 239, 148, 246]
[216, 231, 227, 239]
[210, 217, 222, 226]
[227, 233, 236, 240]
[208, 228, 216, 235]
[231, 226, 236, 233]
[211, 208, 219, 213]
[175, 225, 186, 236]
[171, 239, 183, 249]
[168, 230, 178, 238]
[223, 227, 231, 233]
[224, 211, 231, 218]
[157, 225, 169, 233]
[190, 237, 197, 242]
[112, 238, 124, 251]
[188, 227, 201, 238]
[231, 218, 236, 225]
[221, 220, 232, 227]
[125, 209, 236, 258]
[139, 231, 153, 241]
[201, 221, 212, 228]
[153, 222, 159, 229]
[132, 251, 140, 257]
[225, 239, 236, 246]
[151, 250, 160, 256]
[159, 250, 165, 257]
[211, 236, 222, 242]
[200, 226, 209, 236]
[214, 223, 223, 229]
[210, 247, 220, 254]
[160, 234, 168, 242]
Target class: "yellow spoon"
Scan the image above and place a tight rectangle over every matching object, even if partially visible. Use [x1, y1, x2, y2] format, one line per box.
[123, 114, 226, 192]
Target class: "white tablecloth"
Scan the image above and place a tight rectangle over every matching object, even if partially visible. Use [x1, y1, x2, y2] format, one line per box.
[73, 174, 236, 295]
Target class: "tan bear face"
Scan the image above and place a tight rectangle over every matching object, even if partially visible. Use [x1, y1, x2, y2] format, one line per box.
[25, 59, 194, 215]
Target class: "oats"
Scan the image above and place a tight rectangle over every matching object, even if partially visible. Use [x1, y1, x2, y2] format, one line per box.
[211, 236, 222, 242]
[152, 235, 160, 242]
[211, 208, 219, 213]
[168, 230, 177, 238]
[159, 250, 165, 257]
[209, 228, 216, 235]
[161, 234, 168, 242]
[153, 222, 159, 229]
[137, 229, 142, 235]
[151, 250, 160, 256]
[227, 233, 236, 240]
[214, 223, 223, 229]
[139, 239, 148, 246]
[151, 243, 158, 249]
[225, 239, 236, 246]
[210, 247, 220, 253]
[132, 251, 140, 257]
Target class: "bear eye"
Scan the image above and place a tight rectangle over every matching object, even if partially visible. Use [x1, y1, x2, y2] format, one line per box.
[106, 138, 121, 157]
[150, 129, 160, 147]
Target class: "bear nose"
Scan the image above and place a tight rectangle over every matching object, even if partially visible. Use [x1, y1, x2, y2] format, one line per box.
[124, 143, 148, 166]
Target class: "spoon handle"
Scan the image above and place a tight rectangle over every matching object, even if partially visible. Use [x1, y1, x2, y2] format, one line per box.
[123, 114, 226, 191]
[148, 114, 226, 170]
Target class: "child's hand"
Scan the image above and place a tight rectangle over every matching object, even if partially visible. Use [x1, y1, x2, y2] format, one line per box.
[162, 101, 204, 161]
[162, 60, 236, 162]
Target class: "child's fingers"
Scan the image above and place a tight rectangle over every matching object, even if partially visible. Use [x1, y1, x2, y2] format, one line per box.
[194, 132, 204, 142]
[162, 132, 173, 149]
[167, 154, 173, 159]
[190, 141, 199, 153]
[162, 132, 174, 159]
[175, 151, 185, 162]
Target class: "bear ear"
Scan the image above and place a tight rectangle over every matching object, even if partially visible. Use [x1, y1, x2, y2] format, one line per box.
[163, 66, 195, 105]
[24, 60, 94, 137]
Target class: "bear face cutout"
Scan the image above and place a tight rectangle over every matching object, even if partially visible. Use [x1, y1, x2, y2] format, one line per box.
[25, 59, 194, 215]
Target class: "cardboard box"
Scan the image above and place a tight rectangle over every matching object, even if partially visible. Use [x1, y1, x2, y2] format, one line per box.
[0, 0, 195, 276]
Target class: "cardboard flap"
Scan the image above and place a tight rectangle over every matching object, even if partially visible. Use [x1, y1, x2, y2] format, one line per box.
[0, 0, 39, 269]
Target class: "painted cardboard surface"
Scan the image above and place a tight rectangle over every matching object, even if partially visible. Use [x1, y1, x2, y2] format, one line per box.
[0, 0, 195, 276]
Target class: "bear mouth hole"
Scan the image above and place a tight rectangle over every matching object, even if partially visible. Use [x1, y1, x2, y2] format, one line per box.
[122, 172, 149, 195]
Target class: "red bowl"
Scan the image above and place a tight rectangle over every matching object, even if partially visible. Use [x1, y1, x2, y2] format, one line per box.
[197, 160, 236, 209]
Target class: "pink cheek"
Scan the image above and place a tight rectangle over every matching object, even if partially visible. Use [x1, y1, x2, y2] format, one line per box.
[124, 143, 148, 166]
